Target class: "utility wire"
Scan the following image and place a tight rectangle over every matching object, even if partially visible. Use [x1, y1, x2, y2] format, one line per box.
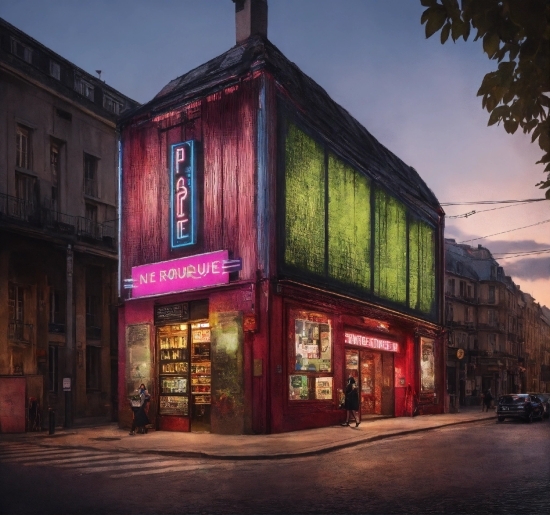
[459, 219, 550, 243]
[493, 249, 550, 259]
[442, 198, 546, 206]
[447, 202, 544, 219]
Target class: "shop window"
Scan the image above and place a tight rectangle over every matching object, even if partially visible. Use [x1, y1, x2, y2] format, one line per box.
[420, 338, 435, 392]
[86, 345, 101, 390]
[48, 345, 58, 393]
[289, 310, 332, 401]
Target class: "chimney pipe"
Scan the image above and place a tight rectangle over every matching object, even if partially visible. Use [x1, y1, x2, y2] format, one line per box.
[234, 0, 267, 44]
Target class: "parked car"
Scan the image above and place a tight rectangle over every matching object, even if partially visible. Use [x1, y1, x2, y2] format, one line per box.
[496, 394, 544, 423]
[528, 393, 550, 419]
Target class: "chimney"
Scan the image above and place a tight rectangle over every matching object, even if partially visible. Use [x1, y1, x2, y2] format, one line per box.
[234, 0, 267, 44]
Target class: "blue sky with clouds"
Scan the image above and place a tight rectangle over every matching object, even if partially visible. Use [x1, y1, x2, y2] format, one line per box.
[2, 0, 548, 305]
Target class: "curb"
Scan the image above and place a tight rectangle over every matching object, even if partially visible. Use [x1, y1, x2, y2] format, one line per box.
[1, 415, 495, 461]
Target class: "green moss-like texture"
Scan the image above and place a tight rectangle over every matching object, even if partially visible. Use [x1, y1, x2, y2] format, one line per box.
[328, 154, 371, 289]
[284, 124, 326, 275]
[373, 189, 407, 304]
[409, 219, 435, 313]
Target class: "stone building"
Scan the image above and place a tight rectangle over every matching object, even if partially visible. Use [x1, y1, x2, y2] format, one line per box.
[445, 239, 549, 408]
[0, 17, 138, 431]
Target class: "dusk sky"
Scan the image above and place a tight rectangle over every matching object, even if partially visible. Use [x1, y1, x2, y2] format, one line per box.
[2, 0, 548, 306]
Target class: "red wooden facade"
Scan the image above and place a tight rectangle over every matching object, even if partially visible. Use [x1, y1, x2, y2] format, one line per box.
[118, 37, 445, 434]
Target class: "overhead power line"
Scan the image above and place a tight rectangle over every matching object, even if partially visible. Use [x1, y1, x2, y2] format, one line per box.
[447, 201, 546, 219]
[442, 198, 546, 206]
[459, 219, 550, 243]
[493, 249, 550, 259]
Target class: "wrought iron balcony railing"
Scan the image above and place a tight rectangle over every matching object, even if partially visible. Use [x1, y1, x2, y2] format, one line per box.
[0, 192, 116, 248]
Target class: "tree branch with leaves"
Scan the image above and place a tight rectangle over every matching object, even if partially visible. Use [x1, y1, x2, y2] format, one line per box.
[421, 0, 550, 198]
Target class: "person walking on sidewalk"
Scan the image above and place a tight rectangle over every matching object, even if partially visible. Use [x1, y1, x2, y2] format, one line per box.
[341, 375, 360, 427]
[482, 388, 493, 412]
[129, 383, 150, 435]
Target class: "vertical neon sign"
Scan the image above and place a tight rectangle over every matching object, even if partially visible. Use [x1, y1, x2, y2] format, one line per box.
[171, 140, 196, 248]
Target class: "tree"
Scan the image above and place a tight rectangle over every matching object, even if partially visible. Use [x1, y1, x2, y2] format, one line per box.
[420, 0, 550, 198]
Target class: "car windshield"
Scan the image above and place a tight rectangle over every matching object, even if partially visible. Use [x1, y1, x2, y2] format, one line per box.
[500, 395, 527, 404]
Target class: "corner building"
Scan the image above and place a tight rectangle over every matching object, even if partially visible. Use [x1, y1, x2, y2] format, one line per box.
[118, 3, 445, 434]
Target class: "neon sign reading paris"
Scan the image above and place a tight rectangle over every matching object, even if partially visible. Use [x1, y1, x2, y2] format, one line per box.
[171, 140, 196, 248]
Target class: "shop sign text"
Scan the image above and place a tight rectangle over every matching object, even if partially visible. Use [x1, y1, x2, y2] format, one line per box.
[344, 332, 399, 353]
[171, 140, 196, 248]
[131, 250, 229, 298]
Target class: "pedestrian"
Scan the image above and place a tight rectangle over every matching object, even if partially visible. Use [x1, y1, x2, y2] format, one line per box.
[483, 388, 493, 412]
[129, 383, 150, 435]
[341, 375, 360, 427]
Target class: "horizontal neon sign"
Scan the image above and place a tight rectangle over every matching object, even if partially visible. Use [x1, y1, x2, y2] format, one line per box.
[344, 332, 399, 353]
[131, 250, 229, 299]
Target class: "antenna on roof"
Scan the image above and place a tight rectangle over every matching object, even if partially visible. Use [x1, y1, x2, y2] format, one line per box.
[95, 70, 102, 80]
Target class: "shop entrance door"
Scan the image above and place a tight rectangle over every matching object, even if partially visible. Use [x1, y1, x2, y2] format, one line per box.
[345, 348, 393, 417]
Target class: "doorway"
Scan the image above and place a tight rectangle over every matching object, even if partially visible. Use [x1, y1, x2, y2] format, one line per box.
[345, 348, 394, 417]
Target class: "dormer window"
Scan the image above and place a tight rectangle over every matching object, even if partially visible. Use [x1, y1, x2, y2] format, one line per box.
[75, 75, 94, 101]
[103, 94, 123, 114]
[50, 60, 60, 80]
[11, 37, 32, 63]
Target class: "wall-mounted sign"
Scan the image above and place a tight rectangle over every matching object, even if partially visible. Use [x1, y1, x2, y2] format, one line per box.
[457, 348, 465, 360]
[63, 377, 71, 391]
[131, 250, 230, 299]
[344, 331, 399, 353]
[154, 303, 189, 325]
[171, 140, 196, 248]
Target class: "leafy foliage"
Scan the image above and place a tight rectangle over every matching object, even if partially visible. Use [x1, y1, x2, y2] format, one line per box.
[420, 0, 550, 198]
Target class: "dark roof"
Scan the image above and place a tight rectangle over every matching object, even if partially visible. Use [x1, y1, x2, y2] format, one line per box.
[120, 35, 441, 221]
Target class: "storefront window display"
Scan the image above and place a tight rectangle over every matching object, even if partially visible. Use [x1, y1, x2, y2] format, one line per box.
[420, 337, 435, 392]
[289, 310, 333, 401]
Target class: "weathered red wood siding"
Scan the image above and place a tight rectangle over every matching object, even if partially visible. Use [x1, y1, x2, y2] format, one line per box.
[120, 79, 259, 284]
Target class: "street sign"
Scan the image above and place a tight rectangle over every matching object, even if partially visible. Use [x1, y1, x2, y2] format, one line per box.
[63, 377, 71, 391]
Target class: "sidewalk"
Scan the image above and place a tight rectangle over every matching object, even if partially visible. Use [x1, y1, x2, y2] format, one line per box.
[1, 407, 495, 461]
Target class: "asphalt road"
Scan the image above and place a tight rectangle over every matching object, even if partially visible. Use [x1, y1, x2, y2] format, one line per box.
[1, 418, 549, 515]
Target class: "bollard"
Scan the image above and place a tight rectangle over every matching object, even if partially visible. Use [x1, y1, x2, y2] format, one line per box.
[48, 408, 55, 435]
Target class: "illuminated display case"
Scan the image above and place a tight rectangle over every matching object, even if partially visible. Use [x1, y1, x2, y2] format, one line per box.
[158, 325, 189, 416]
[191, 323, 211, 429]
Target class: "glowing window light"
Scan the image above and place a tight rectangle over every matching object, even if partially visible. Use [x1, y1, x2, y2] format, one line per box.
[171, 141, 196, 248]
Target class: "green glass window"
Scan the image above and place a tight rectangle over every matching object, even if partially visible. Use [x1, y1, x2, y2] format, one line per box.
[373, 189, 407, 304]
[284, 124, 325, 275]
[328, 154, 371, 289]
[409, 219, 436, 313]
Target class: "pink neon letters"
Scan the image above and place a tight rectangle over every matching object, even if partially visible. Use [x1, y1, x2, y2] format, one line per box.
[131, 250, 229, 298]
[344, 332, 399, 353]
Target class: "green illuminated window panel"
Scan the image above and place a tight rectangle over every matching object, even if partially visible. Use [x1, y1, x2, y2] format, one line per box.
[328, 154, 371, 289]
[374, 189, 407, 304]
[284, 124, 326, 275]
[409, 219, 436, 313]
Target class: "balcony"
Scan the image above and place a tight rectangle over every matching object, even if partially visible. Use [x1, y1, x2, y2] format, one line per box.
[0, 192, 116, 249]
[8, 322, 33, 343]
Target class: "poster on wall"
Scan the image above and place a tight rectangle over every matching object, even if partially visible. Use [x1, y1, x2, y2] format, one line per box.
[126, 324, 151, 396]
[315, 377, 333, 400]
[289, 375, 309, 400]
[294, 319, 331, 372]
[420, 337, 435, 392]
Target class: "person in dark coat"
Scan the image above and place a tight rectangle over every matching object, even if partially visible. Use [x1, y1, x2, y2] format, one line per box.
[129, 383, 150, 435]
[341, 375, 360, 427]
[482, 388, 493, 412]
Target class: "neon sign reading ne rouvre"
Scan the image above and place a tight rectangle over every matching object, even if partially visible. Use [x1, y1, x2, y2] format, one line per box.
[171, 140, 196, 248]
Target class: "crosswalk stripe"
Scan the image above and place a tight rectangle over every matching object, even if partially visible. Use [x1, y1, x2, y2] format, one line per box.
[1, 450, 92, 462]
[8, 452, 112, 465]
[110, 464, 215, 478]
[56, 455, 162, 469]
[20, 453, 121, 466]
[72, 458, 187, 474]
